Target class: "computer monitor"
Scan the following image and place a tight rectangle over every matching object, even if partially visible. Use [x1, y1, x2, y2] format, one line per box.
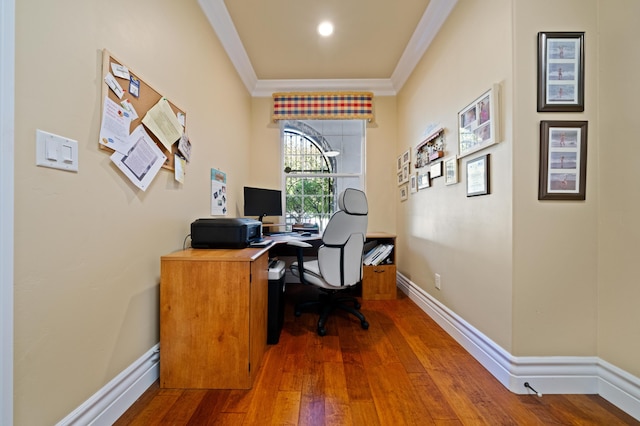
[243, 186, 283, 222]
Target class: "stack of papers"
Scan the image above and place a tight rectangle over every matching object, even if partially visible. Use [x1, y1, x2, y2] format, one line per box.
[363, 244, 394, 266]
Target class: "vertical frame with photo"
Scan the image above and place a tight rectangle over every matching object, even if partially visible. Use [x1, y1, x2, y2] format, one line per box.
[539, 120, 588, 200]
[537, 32, 585, 112]
[400, 184, 409, 201]
[444, 157, 458, 185]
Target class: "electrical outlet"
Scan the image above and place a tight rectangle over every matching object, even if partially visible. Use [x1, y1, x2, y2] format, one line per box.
[435, 273, 441, 290]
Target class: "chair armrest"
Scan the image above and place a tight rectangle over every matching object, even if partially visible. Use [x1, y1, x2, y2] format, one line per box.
[287, 240, 313, 285]
[287, 240, 313, 249]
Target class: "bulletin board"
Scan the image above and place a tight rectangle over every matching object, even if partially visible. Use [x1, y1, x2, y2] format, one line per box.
[99, 49, 187, 171]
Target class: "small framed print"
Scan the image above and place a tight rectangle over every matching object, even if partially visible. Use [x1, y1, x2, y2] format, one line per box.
[444, 157, 458, 185]
[397, 171, 404, 186]
[400, 184, 409, 201]
[430, 161, 442, 179]
[417, 170, 430, 190]
[401, 163, 410, 183]
[397, 155, 403, 173]
[402, 148, 412, 165]
[538, 120, 588, 200]
[458, 84, 500, 159]
[410, 173, 418, 193]
[537, 32, 585, 112]
[466, 154, 490, 197]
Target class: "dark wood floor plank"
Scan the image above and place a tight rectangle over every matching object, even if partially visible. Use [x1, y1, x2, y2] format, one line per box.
[115, 284, 639, 425]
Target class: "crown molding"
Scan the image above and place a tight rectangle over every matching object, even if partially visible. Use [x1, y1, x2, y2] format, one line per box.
[390, 0, 458, 92]
[197, 0, 258, 93]
[198, 0, 458, 97]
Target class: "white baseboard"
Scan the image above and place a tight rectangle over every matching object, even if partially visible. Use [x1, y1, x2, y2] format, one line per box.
[396, 272, 640, 421]
[56, 344, 160, 426]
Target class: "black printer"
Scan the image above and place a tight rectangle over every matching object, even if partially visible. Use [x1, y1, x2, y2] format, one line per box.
[190, 218, 262, 248]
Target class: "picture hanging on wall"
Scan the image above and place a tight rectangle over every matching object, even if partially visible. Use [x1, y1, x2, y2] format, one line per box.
[537, 32, 585, 112]
[466, 154, 490, 197]
[400, 184, 409, 201]
[457, 84, 500, 159]
[417, 170, 430, 190]
[444, 157, 459, 185]
[538, 120, 588, 200]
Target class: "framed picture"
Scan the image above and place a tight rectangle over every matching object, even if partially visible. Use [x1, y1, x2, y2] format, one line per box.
[397, 171, 404, 186]
[537, 32, 585, 112]
[402, 148, 412, 165]
[396, 155, 403, 173]
[410, 173, 418, 193]
[417, 170, 430, 189]
[430, 161, 443, 179]
[401, 163, 410, 184]
[444, 157, 458, 185]
[458, 84, 500, 159]
[538, 120, 588, 200]
[400, 184, 409, 201]
[466, 154, 490, 197]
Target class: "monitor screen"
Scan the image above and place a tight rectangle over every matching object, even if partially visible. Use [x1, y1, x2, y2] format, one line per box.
[243, 186, 283, 222]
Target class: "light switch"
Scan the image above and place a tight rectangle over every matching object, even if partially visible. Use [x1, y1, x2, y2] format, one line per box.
[45, 136, 58, 161]
[36, 129, 79, 172]
[62, 144, 73, 163]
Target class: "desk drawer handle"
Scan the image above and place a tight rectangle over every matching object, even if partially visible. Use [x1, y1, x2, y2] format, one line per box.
[373, 269, 385, 273]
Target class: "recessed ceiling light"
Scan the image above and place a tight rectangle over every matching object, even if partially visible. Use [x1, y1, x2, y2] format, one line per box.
[318, 21, 334, 37]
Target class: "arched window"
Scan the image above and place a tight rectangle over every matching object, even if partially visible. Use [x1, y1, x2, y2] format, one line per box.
[282, 120, 365, 231]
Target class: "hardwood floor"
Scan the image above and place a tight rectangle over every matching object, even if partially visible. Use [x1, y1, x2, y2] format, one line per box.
[115, 284, 639, 425]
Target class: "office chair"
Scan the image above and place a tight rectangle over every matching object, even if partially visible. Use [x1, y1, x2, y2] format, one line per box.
[288, 188, 369, 336]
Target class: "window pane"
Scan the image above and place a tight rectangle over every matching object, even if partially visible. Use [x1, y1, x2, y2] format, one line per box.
[281, 119, 364, 231]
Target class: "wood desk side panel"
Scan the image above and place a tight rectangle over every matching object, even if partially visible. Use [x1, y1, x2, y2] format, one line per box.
[160, 259, 251, 389]
[249, 255, 268, 384]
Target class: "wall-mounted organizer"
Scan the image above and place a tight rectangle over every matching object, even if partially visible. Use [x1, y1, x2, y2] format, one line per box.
[414, 127, 445, 170]
[99, 49, 188, 172]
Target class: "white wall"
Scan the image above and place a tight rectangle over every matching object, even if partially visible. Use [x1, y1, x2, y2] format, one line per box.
[13, 0, 251, 424]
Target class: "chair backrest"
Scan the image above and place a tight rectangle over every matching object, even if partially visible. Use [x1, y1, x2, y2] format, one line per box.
[318, 188, 368, 287]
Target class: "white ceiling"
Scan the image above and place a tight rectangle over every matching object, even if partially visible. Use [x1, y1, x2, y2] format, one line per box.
[198, 0, 458, 96]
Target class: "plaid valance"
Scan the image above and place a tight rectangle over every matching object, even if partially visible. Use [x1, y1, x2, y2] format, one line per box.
[272, 92, 374, 121]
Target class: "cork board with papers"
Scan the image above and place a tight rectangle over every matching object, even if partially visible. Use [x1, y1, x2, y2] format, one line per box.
[99, 49, 191, 176]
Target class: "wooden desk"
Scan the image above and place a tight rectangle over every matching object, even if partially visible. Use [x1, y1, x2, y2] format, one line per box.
[160, 247, 270, 389]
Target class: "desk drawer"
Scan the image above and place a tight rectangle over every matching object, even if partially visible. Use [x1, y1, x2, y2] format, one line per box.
[362, 264, 397, 300]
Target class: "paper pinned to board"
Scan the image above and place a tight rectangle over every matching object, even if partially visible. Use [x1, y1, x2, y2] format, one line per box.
[141, 98, 184, 151]
[110, 124, 167, 191]
[104, 72, 125, 99]
[99, 96, 133, 153]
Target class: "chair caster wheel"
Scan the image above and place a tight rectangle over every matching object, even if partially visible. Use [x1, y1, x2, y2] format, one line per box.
[294, 311, 302, 317]
[361, 321, 369, 330]
[354, 302, 361, 309]
[317, 327, 327, 336]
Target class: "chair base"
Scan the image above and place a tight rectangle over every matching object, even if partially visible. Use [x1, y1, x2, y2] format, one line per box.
[295, 290, 369, 336]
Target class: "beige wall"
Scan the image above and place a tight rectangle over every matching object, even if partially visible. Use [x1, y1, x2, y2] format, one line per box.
[12, 0, 640, 424]
[596, 0, 640, 377]
[14, 0, 251, 424]
[511, 0, 599, 357]
[397, 0, 514, 350]
[398, 0, 640, 379]
[248, 96, 398, 234]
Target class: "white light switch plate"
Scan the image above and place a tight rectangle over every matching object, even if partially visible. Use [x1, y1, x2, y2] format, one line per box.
[36, 129, 79, 172]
